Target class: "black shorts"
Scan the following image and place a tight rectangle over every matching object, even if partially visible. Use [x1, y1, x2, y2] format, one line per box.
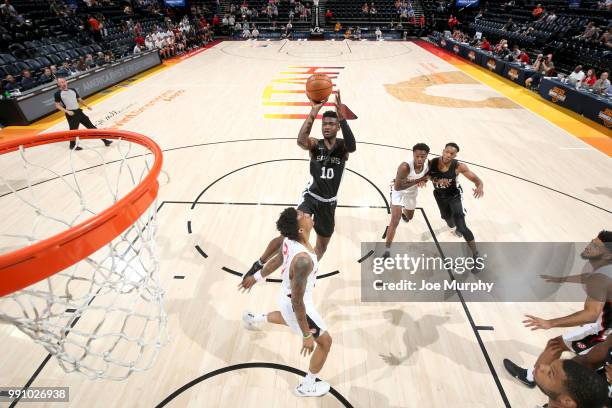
[297, 192, 336, 238]
[434, 188, 466, 220]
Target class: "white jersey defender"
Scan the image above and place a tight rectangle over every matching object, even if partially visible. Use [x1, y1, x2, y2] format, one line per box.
[390, 158, 429, 210]
[278, 237, 328, 337]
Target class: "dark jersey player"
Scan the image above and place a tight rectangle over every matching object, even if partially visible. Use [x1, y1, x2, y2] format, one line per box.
[429, 143, 484, 261]
[243, 90, 356, 277]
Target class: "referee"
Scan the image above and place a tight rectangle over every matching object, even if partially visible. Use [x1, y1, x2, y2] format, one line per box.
[54, 77, 112, 150]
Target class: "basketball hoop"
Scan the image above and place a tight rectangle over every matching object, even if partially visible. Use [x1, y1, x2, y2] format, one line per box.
[0, 129, 167, 380]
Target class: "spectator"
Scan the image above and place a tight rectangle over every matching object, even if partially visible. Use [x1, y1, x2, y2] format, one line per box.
[85, 54, 96, 69]
[88, 14, 102, 41]
[95, 52, 105, 66]
[222, 15, 228, 26]
[480, 37, 491, 51]
[20, 69, 37, 90]
[104, 51, 114, 64]
[510, 44, 521, 61]
[518, 48, 530, 64]
[133, 43, 142, 54]
[502, 17, 515, 32]
[419, 14, 425, 28]
[57, 60, 77, 77]
[522, 26, 535, 36]
[135, 34, 145, 47]
[448, 15, 458, 30]
[545, 11, 556, 23]
[581, 68, 597, 88]
[592, 72, 610, 95]
[567, 65, 585, 85]
[525, 54, 554, 89]
[49, 65, 58, 77]
[38, 67, 54, 84]
[145, 35, 154, 50]
[325, 9, 332, 19]
[577, 22, 598, 41]
[0, 0, 22, 23]
[532, 3, 544, 19]
[354, 27, 361, 40]
[361, 2, 369, 15]
[494, 39, 508, 53]
[212, 15, 220, 26]
[498, 43, 512, 60]
[335, 21, 341, 39]
[375, 26, 382, 40]
[242, 26, 250, 39]
[75, 57, 87, 73]
[3, 74, 18, 92]
[600, 27, 612, 48]
[251, 26, 259, 39]
[370, 5, 377, 15]
[0, 0, 16, 15]
[228, 15, 235, 27]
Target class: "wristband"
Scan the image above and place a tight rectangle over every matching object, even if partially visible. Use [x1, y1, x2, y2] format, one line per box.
[303, 333, 313, 339]
[254, 271, 263, 282]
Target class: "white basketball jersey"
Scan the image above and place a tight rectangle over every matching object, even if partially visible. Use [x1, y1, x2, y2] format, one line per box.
[404, 159, 428, 193]
[280, 237, 318, 300]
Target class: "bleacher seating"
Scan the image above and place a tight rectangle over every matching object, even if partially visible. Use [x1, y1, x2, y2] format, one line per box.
[461, 0, 611, 74]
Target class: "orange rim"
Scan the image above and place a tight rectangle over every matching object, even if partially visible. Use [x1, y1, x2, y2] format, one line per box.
[0, 129, 163, 297]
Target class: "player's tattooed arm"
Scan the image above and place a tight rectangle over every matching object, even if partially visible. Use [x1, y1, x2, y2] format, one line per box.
[298, 99, 326, 150]
[290, 254, 314, 336]
[394, 162, 426, 190]
[457, 162, 484, 198]
[261, 245, 284, 278]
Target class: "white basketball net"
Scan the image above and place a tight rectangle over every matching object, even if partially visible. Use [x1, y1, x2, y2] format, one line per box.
[0, 136, 167, 380]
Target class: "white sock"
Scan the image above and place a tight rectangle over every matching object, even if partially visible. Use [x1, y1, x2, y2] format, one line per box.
[303, 371, 317, 386]
[253, 313, 267, 323]
[526, 366, 534, 382]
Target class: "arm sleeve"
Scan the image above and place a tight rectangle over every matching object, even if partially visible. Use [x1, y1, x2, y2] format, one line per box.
[54, 90, 62, 103]
[339, 119, 356, 152]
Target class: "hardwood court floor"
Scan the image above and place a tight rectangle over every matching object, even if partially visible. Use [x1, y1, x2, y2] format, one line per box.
[1, 40, 611, 407]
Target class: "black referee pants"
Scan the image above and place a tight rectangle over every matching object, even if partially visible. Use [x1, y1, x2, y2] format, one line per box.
[66, 109, 111, 149]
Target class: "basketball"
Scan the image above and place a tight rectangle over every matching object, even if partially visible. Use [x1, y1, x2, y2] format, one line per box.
[306, 74, 333, 103]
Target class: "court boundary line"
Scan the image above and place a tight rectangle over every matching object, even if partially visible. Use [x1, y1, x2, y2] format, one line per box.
[3, 137, 608, 214]
[9, 200, 504, 408]
[419, 207, 510, 407]
[155, 362, 353, 407]
[414, 40, 611, 157]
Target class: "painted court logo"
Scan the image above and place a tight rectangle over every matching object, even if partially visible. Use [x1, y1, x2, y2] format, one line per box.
[262, 66, 343, 120]
[507, 68, 519, 81]
[598, 108, 611, 128]
[548, 87, 566, 103]
[486, 58, 496, 70]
